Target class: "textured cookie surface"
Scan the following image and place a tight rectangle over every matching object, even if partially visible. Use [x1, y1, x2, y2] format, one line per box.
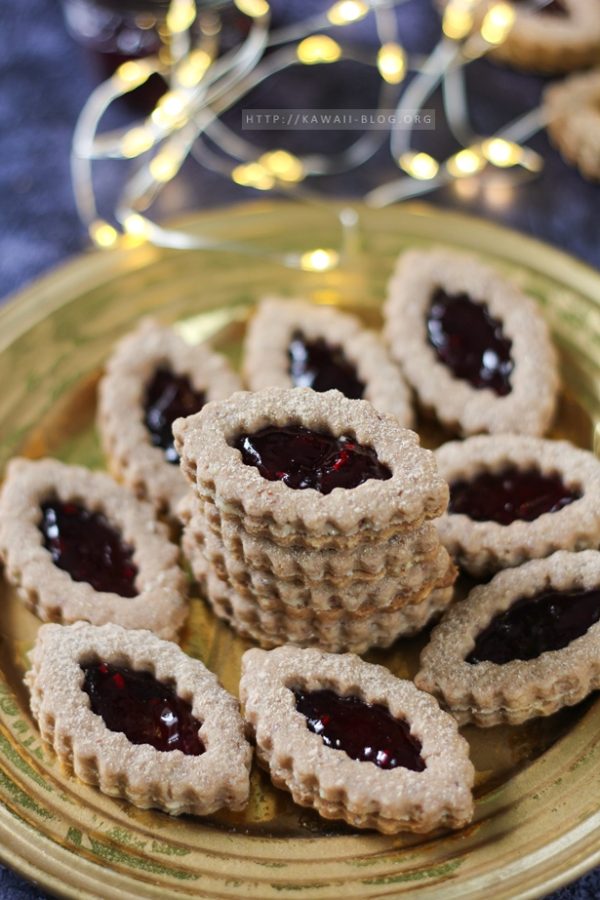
[416, 551, 600, 726]
[26, 622, 252, 815]
[0, 457, 187, 640]
[240, 646, 474, 833]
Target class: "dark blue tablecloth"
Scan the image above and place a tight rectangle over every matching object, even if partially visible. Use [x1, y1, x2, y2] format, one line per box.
[1, 0, 600, 897]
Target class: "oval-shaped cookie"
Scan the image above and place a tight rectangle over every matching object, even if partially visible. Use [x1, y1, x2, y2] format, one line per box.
[434, 434, 600, 576]
[240, 645, 474, 833]
[98, 318, 241, 518]
[383, 248, 559, 437]
[26, 622, 252, 815]
[544, 68, 600, 182]
[174, 387, 448, 549]
[416, 550, 600, 726]
[439, 0, 600, 73]
[0, 458, 187, 639]
[178, 490, 442, 583]
[244, 297, 413, 426]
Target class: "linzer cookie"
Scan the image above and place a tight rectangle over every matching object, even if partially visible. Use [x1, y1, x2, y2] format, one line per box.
[439, 0, 600, 73]
[181, 493, 446, 587]
[176, 388, 454, 651]
[244, 297, 413, 426]
[416, 551, 600, 727]
[179, 492, 441, 582]
[194, 555, 454, 653]
[544, 68, 600, 182]
[240, 646, 474, 833]
[0, 458, 187, 640]
[181, 501, 455, 653]
[435, 435, 600, 577]
[184, 513, 453, 615]
[26, 622, 252, 815]
[384, 248, 559, 437]
[174, 387, 447, 549]
[225, 588, 455, 653]
[486, 0, 600, 73]
[98, 318, 241, 518]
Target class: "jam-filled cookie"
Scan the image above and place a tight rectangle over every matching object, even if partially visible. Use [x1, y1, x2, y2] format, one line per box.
[98, 318, 241, 518]
[384, 248, 559, 437]
[178, 491, 442, 584]
[174, 387, 447, 550]
[193, 553, 454, 653]
[416, 550, 600, 726]
[194, 523, 453, 613]
[244, 297, 413, 426]
[435, 435, 600, 576]
[0, 458, 187, 639]
[26, 622, 252, 814]
[544, 68, 600, 182]
[181, 495, 453, 612]
[183, 520, 455, 652]
[240, 646, 474, 833]
[440, 0, 600, 73]
[184, 517, 454, 614]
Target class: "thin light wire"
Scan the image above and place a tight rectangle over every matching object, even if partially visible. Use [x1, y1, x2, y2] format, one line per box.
[72, 0, 554, 270]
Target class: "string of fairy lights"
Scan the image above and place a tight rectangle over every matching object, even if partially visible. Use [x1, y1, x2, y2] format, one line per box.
[72, 0, 556, 271]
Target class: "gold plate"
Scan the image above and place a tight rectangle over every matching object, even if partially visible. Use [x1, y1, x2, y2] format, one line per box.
[1, 201, 600, 900]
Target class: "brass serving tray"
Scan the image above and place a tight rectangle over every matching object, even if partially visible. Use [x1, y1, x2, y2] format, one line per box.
[1, 201, 600, 900]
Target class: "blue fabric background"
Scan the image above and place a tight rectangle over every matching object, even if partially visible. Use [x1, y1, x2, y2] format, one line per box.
[1, 0, 600, 896]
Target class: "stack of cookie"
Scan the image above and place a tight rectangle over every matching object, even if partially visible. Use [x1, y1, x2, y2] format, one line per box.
[175, 388, 456, 654]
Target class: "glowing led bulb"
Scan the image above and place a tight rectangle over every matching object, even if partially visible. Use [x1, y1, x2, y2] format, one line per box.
[149, 150, 182, 183]
[116, 60, 152, 87]
[123, 213, 152, 239]
[327, 0, 369, 25]
[166, 0, 197, 33]
[442, 0, 475, 40]
[481, 3, 516, 44]
[398, 151, 440, 180]
[300, 249, 340, 272]
[176, 49, 211, 87]
[120, 127, 155, 159]
[90, 220, 119, 249]
[297, 35, 342, 64]
[151, 91, 187, 127]
[481, 138, 522, 167]
[377, 43, 406, 85]
[259, 150, 305, 183]
[232, 162, 275, 190]
[234, 0, 270, 17]
[446, 147, 485, 177]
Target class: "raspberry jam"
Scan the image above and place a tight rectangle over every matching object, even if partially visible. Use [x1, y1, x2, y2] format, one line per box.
[293, 688, 425, 771]
[40, 501, 138, 597]
[449, 467, 579, 525]
[235, 425, 392, 494]
[427, 288, 514, 396]
[288, 331, 365, 399]
[144, 367, 206, 464]
[82, 662, 204, 755]
[467, 587, 600, 665]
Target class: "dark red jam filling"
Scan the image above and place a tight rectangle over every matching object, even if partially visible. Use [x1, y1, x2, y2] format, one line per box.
[467, 587, 600, 665]
[82, 662, 204, 755]
[144, 367, 206, 465]
[288, 331, 365, 399]
[427, 288, 513, 396]
[514, 0, 566, 13]
[449, 467, 580, 525]
[235, 425, 392, 494]
[40, 501, 138, 597]
[293, 688, 425, 771]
